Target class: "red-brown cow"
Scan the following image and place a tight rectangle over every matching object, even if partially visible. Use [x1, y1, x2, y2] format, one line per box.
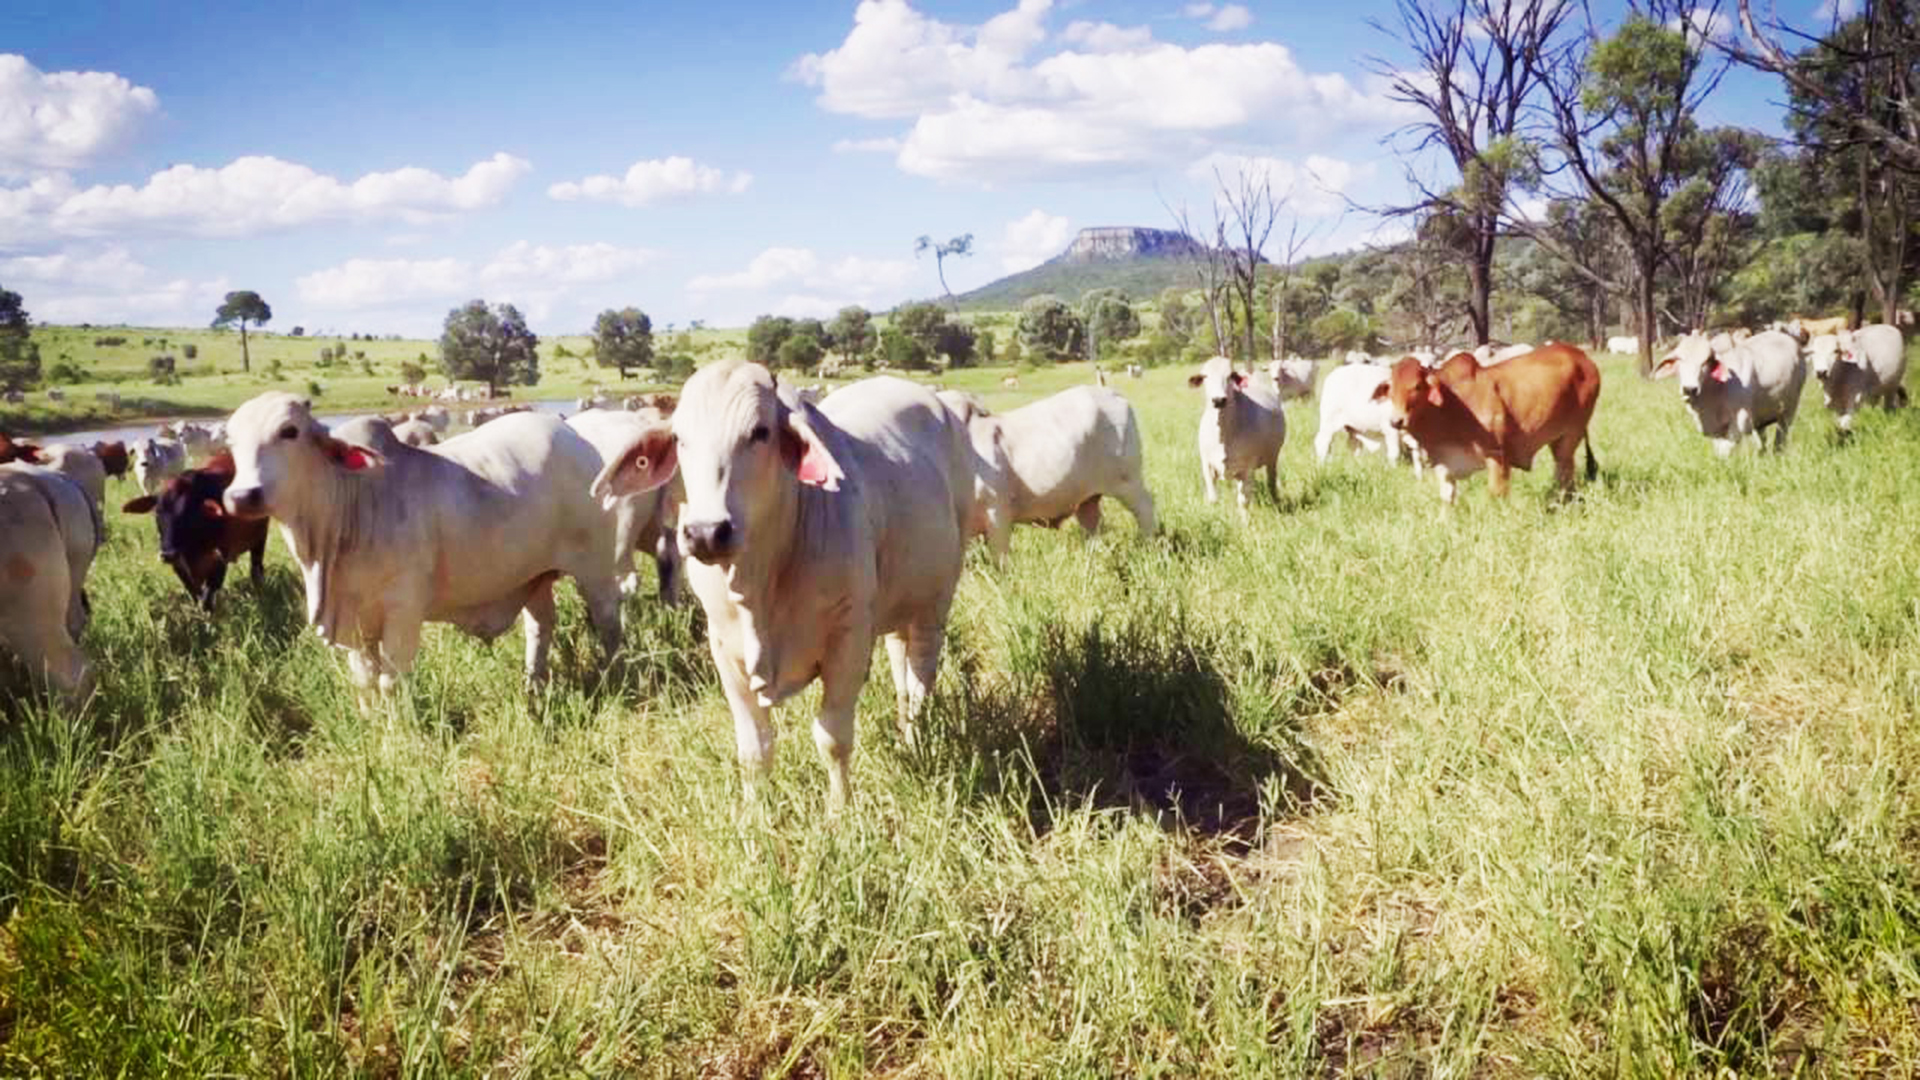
[92, 440, 131, 479]
[122, 453, 268, 611]
[1373, 343, 1602, 504]
[0, 431, 45, 464]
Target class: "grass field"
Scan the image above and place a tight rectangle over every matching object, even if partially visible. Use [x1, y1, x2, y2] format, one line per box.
[3, 347, 1919, 1076]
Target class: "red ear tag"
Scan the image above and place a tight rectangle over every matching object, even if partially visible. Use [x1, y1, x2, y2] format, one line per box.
[1709, 362, 1731, 383]
[1230, 371, 1247, 388]
[340, 447, 372, 470]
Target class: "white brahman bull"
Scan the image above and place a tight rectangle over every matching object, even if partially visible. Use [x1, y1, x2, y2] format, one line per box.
[132, 436, 187, 495]
[1606, 335, 1639, 355]
[0, 464, 100, 697]
[566, 407, 684, 601]
[1807, 325, 1908, 433]
[592, 364, 972, 812]
[1266, 357, 1318, 401]
[1314, 362, 1420, 473]
[222, 393, 622, 700]
[1654, 330, 1807, 455]
[1189, 356, 1285, 518]
[937, 385, 1156, 563]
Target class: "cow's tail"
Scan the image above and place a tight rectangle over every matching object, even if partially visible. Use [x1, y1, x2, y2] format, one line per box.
[1583, 435, 1600, 483]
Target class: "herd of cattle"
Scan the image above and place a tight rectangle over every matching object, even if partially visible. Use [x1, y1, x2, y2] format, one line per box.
[0, 317, 1909, 808]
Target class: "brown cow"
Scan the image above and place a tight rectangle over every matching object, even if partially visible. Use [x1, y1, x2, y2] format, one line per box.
[0, 431, 45, 464]
[1373, 343, 1602, 504]
[92, 440, 130, 479]
[122, 453, 269, 611]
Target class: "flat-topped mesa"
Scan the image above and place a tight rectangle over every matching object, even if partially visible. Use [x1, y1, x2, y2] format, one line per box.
[1057, 227, 1205, 263]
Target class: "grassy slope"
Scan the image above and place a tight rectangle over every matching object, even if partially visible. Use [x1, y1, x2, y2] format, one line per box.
[2, 325, 746, 436]
[3, 348, 1919, 1076]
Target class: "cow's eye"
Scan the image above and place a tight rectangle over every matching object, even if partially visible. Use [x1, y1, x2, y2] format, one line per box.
[278, 424, 300, 441]
[749, 424, 770, 444]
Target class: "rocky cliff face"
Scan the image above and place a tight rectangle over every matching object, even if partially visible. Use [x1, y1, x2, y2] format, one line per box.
[1056, 227, 1203, 264]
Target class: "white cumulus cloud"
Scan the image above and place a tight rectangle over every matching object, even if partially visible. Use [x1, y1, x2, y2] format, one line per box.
[794, 1, 1412, 183]
[296, 241, 659, 312]
[0, 54, 159, 176]
[546, 156, 753, 207]
[997, 210, 1072, 273]
[685, 246, 918, 323]
[0, 152, 530, 248]
[0, 245, 228, 326]
[1206, 4, 1254, 31]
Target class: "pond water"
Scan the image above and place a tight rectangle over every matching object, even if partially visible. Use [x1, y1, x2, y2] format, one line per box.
[43, 399, 580, 446]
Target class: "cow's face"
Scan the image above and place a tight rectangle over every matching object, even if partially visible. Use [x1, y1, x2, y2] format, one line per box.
[600, 361, 842, 566]
[1652, 334, 1725, 397]
[223, 392, 381, 519]
[1807, 335, 1842, 380]
[1187, 357, 1246, 410]
[124, 470, 230, 595]
[1373, 357, 1440, 429]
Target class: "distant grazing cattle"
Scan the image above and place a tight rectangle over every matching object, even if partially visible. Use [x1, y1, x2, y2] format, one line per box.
[1315, 363, 1419, 473]
[1189, 356, 1285, 518]
[1792, 315, 1848, 340]
[1126, 364, 1142, 379]
[1654, 330, 1807, 455]
[132, 436, 187, 494]
[1375, 343, 1602, 503]
[1808, 324, 1908, 433]
[45, 388, 64, 402]
[939, 385, 1156, 563]
[1001, 376, 1020, 389]
[222, 393, 623, 700]
[1267, 357, 1318, 401]
[122, 454, 267, 611]
[390, 419, 439, 447]
[592, 365, 974, 812]
[0, 464, 100, 697]
[1605, 336, 1638, 355]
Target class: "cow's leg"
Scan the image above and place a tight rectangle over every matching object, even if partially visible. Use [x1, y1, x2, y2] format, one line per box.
[1835, 408, 1855, 435]
[1265, 457, 1280, 505]
[247, 532, 266, 587]
[1314, 423, 1337, 463]
[1200, 459, 1218, 503]
[345, 648, 380, 712]
[201, 560, 229, 612]
[652, 531, 680, 605]
[1115, 478, 1156, 537]
[1485, 456, 1511, 498]
[520, 576, 558, 686]
[1384, 428, 1402, 465]
[375, 618, 420, 697]
[1434, 464, 1457, 505]
[1234, 473, 1254, 520]
[1551, 437, 1579, 497]
[1073, 496, 1103, 539]
[714, 645, 777, 802]
[1711, 436, 1737, 458]
[985, 503, 1014, 564]
[815, 643, 872, 813]
[887, 617, 947, 751]
[14, 628, 93, 701]
[578, 574, 624, 661]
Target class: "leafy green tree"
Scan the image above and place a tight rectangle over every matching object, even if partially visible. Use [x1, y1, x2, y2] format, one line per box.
[593, 307, 654, 379]
[400, 357, 427, 385]
[1081, 289, 1141, 361]
[892, 301, 948, 354]
[915, 233, 974, 309]
[828, 306, 874, 367]
[1157, 288, 1202, 348]
[211, 290, 272, 373]
[439, 299, 539, 396]
[1309, 309, 1376, 354]
[934, 321, 978, 367]
[777, 333, 824, 372]
[879, 326, 931, 371]
[0, 287, 41, 392]
[746, 316, 795, 367]
[1018, 295, 1085, 362]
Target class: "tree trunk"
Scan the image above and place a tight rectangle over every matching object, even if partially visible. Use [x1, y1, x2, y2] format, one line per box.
[1467, 222, 1494, 346]
[239, 322, 250, 373]
[1635, 258, 1657, 378]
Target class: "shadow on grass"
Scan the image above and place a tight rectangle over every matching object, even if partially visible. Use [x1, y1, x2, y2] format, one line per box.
[924, 601, 1333, 842]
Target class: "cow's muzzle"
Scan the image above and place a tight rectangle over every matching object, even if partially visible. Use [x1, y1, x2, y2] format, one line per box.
[224, 487, 267, 518]
[1210, 397, 1229, 409]
[681, 518, 737, 563]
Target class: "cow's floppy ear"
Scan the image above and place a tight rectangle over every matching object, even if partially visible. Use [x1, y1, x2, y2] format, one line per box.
[591, 423, 678, 507]
[200, 499, 225, 519]
[1370, 381, 1391, 401]
[122, 495, 158, 514]
[781, 402, 844, 490]
[1186, 373, 1206, 388]
[1652, 354, 1680, 379]
[315, 431, 384, 472]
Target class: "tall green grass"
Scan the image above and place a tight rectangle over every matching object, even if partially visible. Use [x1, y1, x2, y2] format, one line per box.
[3, 351, 1918, 1076]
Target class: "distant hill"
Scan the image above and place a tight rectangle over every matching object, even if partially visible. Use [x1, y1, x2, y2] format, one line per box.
[953, 227, 1211, 311]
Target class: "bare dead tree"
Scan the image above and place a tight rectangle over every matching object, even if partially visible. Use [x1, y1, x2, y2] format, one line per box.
[1372, 0, 1577, 346]
[1661, 129, 1762, 332]
[1215, 167, 1281, 367]
[1729, 0, 1920, 174]
[1266, 217, 1321, 361]
[1164, 198, 1232, 356]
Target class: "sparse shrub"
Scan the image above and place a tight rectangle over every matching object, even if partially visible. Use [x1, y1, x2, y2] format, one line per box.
[266, 358, 284, 380]
[148, 355, 180, 385]
[182, 344, 198, 360]
[352, 350, 366, 361]
[305, 379, 324, 398]
[93, 335, 128, 348]
[47, 360, 88, 384]
[401, 358, 427, 385]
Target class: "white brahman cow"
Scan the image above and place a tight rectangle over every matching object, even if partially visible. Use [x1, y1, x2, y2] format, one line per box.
[938, 385, 1156, 563]
[591, 363, 973, 812]
[132, 436, 187, 495]
[1314, 362, 1420, 473]
[567, 407, 684, 601]
[222, 392, 623, 701]
[1807, 324, 1908, 433]
[0, 464, 100, 697]
[1654, 330, 1807, 455]
[1189, 356, 1285, 518]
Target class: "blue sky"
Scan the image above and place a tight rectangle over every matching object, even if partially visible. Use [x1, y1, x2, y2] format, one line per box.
[1, 0, 1803, 337]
